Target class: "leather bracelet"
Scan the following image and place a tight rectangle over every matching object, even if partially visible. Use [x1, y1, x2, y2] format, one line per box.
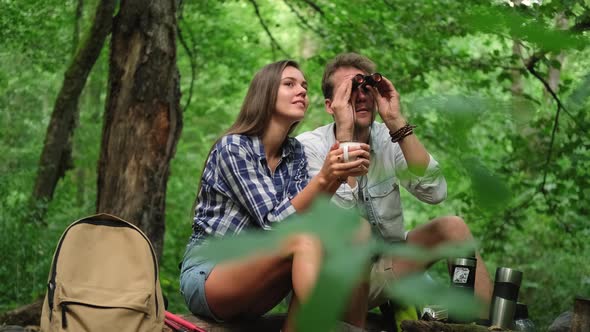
[389, 123, 416, 143]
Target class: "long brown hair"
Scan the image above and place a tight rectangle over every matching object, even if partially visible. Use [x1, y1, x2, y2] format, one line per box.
[190, 60, 303, 219]
[225, 59, 301, 136]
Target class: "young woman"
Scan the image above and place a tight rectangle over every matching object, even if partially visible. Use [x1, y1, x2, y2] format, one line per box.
[180, 60, 370, 331]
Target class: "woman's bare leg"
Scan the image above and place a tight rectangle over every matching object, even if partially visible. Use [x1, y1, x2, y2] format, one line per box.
[204, 234, 323, 323]
[205, 253, 293, 320]
[283, 234, 323, 332]
[285, 221, 372, 331]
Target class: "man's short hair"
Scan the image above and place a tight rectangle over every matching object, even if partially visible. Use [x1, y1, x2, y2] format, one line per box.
[321, 53, 377, 99]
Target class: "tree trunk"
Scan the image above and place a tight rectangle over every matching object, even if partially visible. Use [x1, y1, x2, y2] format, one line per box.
[509, 1, 523, 96]
[73, 0, 85, 209]
[545, 13, 568, 97]
[30, 0, 115, 220]
[510, 40, 523, 97]
[572, 296, 590, 332]
[97, 0, 182, 260]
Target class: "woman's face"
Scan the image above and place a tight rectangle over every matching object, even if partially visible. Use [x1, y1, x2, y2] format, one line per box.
[274, 66, 309, 123]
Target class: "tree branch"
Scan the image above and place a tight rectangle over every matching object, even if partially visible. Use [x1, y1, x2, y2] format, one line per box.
[296, 0, 324, 16]
[524, 56, 563, 196]
[571, 16, 590, 32]
[523, 53, 585, 127]
[30, 0, 116, 221]
[177, 2, 197, 112]
[283, 0, 326, 38]
[248, 0, 290, 58]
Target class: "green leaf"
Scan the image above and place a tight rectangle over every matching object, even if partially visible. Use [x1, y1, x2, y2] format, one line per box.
[274, 198, 361, 253]
[195, 231, 282, 263]
[197, 198, 361, 263]
[410, 94, 493, 133]
[463, 158, 512, 212]
[388, 274, 483, 321]
[296, 244, 373, 332]
[376, 240, 478, 263]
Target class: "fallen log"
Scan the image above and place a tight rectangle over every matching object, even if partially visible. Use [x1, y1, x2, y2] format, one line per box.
[400, 320, 510, 332]
[179, 312, 392, 331]
[0, 299, 43, 327]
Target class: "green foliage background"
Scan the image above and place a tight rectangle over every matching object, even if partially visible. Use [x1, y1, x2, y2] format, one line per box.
[1, 0, 589, 329]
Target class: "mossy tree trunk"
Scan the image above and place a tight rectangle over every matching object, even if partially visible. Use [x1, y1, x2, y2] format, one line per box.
[97, 0, 182, 261]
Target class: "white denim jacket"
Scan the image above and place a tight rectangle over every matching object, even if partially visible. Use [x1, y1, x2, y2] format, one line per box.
[296, 122, 447, 242]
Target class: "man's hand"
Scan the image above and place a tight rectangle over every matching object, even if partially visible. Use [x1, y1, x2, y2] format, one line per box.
[328, 77, 355, 142]
[367, 76, 406, 131]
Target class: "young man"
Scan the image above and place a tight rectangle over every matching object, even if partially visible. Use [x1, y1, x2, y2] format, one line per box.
[296, 53, 493, 313]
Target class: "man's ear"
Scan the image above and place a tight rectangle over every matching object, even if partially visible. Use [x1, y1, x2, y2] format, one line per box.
[325, 98, 335, 115]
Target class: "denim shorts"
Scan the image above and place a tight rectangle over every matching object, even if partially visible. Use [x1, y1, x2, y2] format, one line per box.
[179, 241, 223, 322]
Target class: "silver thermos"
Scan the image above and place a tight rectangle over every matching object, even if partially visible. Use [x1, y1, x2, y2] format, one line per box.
[489, 267, 523, 329]
[450, 257, 477, 293]
[448, 256, 477, 323]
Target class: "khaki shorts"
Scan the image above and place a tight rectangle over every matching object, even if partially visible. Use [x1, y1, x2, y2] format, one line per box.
[368, 256, 398, 309]
[367, 230, 409, 308]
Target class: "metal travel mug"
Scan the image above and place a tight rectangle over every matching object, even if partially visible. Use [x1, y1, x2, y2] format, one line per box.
[448, 256, 477, 323]
[489, 267, 523, 329]
[450, 257, 477, 294]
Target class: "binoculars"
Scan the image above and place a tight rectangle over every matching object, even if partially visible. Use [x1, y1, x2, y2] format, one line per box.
[352, 73, 382, 91]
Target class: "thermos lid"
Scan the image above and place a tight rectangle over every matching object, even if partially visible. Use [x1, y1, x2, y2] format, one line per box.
[452, 257, 476, 267]
[495, 267, 523, 286]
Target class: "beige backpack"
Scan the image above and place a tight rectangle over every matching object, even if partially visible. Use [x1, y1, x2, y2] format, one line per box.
[40, 213, 164, 331]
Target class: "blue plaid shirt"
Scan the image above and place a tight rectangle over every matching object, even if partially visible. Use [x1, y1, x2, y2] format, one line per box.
[191, 134, 310, 241]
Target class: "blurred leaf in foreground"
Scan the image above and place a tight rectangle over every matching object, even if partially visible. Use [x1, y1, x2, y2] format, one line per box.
[388, 273, 482, 322]
[409, 94, 502, 150]
[197, 198, 483, 330]
[197, 198, 361, 262]
[296, 244, 373, 332]
[376, 240, 478, 263]
[410, 95, 488, 133]
[463, 158, 512, 213]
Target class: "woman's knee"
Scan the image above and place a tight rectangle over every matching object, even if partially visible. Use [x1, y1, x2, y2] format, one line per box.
[203, 255, 293, 320]
[284, 233, 323, 257]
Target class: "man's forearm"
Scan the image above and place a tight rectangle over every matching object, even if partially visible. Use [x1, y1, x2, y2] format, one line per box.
[386, 117, 430, 176]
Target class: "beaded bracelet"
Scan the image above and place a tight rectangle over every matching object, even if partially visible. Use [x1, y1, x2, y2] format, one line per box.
[389, 123, 416, 143]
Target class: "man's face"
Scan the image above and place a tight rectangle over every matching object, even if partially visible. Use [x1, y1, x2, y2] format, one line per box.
[330, 66, 376, 130]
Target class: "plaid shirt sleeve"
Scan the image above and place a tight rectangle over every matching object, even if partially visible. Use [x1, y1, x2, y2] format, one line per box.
[216, 142, 297, 229]
[286, 138, 310, 199]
